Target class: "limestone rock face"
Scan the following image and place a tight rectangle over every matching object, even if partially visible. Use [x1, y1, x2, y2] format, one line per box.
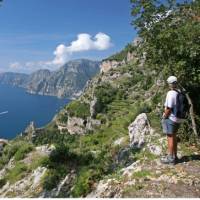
[100, 60, 124, 73]
[127, 51, 136, 62]
[67, 117, 87, 135]
[128, 113, 152, 148]
[0, 167, 47, 197]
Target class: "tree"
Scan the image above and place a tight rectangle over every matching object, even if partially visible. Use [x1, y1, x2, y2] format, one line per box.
[131, 0, 200, 136]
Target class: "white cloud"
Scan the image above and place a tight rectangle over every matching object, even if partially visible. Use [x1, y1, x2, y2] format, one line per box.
[8, 60, 58, 73]
[9, 62, 21, 69]
[8, 32, 113, 73]
[52, 32, 112, 65]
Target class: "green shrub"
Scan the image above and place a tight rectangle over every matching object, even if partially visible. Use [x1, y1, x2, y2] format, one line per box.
[95, 113, 107, 124]
[42, 165, 67, 190]
[94, 83, 118, 113]
[33, 129, 70, 146]
[42, 145, 73, 190]
[71, 168, 95, 197]
[139, 103, 152, 113]
[67, 101, 90, 119]
[0, 140, 33, 170]
[14, 143, 34, 161]
[58, 112, 68, 123]
[6, 162, 28, 184]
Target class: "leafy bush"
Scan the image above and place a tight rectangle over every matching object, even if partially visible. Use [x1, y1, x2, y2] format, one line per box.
[94, 83, 118, 113]
[33, 128, 68, 146]
[6, 162, 28, 184]
[0, 140, 32, 169]
[42, 144, 73, 190]
[14, 143, 34, 161]
[42, 165, 68, 190]
[138, 102, 152, 113]
[67, 100, 90, 119]
[71, 168, 94, 197]
[57, 112, 68, 123]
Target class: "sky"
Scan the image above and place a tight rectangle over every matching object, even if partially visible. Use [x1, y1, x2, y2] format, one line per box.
[0, 0, 136, 73]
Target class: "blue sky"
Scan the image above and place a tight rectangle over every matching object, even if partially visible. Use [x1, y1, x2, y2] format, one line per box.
[0, 0, 136, 73]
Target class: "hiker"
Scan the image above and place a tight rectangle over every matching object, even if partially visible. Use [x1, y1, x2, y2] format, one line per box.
[161, 76, 184, 164]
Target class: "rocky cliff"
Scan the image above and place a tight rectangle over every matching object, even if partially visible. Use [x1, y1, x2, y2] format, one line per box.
[0, 59, 100, 98]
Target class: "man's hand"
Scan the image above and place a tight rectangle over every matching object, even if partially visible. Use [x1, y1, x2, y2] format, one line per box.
[163, 107, 172, 119]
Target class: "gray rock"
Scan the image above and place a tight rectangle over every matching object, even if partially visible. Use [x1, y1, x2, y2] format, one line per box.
[67, 117, 86, 135]
[147, 144, 162, 156]
[128, 113, 152, 149]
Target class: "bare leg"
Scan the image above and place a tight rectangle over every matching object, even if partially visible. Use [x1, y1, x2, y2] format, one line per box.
[167, 134, 173, 156]
[173, 133, 177, 158]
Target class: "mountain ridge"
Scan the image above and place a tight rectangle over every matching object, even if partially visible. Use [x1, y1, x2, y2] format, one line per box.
[0, 59, 100, 99]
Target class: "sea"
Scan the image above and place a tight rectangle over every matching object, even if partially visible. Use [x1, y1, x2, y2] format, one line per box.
[0, 84, 70, 139]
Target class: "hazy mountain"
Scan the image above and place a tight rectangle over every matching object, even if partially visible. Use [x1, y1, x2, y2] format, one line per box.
[0, 59, 100, 98]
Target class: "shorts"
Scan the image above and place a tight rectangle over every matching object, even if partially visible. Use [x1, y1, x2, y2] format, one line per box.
[161, 118, 180, 135]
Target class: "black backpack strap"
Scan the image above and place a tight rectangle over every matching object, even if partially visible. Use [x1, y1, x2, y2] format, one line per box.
[173, 88, 179, 93]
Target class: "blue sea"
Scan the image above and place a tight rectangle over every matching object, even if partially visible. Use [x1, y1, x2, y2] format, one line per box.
[0, 84, 70, 139]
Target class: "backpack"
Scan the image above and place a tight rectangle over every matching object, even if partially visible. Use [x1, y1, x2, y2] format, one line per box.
[173, 89, 190, 119]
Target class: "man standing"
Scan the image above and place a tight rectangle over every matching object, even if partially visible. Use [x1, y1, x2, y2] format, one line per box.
[161, 76, 183, 165]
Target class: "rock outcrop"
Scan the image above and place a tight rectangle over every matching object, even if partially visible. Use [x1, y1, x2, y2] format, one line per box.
[87, 113, 200, 198]
[59, 116, 101, 135]
[0, 167, 47, 197]
[66, 117, 87, 135]
[128, 113, 152, 148]
[100, 60, 126, 73]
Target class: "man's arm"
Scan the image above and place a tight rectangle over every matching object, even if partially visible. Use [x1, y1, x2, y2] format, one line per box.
[163, 107, 172, 118]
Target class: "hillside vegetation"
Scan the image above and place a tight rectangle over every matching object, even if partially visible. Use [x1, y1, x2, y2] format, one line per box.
[0, 0, 200, 198]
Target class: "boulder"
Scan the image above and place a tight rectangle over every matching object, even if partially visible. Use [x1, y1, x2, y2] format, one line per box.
[128, 113, 152, 148]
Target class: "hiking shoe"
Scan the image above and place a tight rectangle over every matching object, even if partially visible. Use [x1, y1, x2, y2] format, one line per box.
[174, 156, 179, 164]
[160, 155, 175, 165]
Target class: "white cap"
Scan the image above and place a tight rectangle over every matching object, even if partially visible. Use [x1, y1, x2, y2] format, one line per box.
[167, 76, 177, 84]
